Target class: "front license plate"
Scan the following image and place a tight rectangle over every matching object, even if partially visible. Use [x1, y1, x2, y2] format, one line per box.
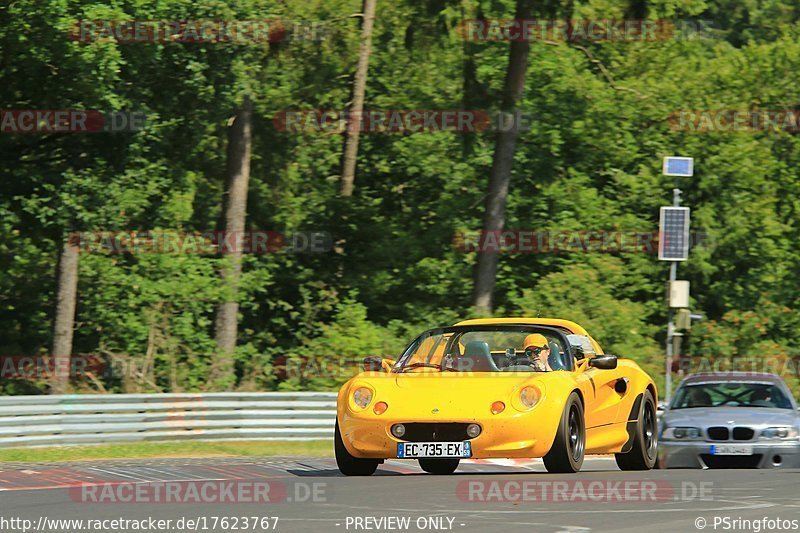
[710, 444, 753, 455]
[397, 441, 472, 459]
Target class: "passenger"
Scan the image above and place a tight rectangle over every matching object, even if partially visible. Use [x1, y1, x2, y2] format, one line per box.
[750, 388, 773, 407]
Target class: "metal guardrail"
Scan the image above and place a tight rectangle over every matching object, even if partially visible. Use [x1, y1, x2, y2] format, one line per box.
[0, 392, 337, 448]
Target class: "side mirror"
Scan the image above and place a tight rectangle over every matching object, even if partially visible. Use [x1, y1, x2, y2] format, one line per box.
[363, 356, 384, 372]
[589, 355, 618, 370]
[572, 345, 586, 361]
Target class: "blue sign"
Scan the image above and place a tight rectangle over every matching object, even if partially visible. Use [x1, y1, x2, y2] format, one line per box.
[663, 156, 694, 177]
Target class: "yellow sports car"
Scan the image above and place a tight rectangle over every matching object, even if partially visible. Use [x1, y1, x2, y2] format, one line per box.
[335, 318, 658, 475]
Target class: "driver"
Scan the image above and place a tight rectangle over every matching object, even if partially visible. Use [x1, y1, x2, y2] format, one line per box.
[687, 388, 712, 407]
[522, 334, 552, 372]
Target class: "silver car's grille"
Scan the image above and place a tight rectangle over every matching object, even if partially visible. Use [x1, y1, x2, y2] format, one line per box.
[707, 427, 729, 440]
[703, 426, 754, 441]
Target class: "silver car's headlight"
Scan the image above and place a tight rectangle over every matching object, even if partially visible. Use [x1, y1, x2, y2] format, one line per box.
[662, 426, 702, 440]
[760, 427, 799, 439]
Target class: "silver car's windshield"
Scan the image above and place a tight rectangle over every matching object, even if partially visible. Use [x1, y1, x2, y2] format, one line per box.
[671, 382, 794, 410]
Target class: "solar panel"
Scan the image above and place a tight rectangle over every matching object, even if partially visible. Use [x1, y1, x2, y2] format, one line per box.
[659, 207, 690, 261]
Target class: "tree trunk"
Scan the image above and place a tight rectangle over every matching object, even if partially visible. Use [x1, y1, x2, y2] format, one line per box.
[472, 0, 534, 315]
[211, 96, 253, 387]
[51, 234, 79, 394]
[340, 0, 377, 197]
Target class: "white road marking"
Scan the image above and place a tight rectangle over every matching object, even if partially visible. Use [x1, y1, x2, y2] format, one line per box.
[336, 498, 777, 515]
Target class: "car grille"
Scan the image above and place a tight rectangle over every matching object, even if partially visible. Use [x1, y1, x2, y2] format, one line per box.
[398, 423, 473, 442]
[732, 427, 754, 441]
[706, 427, 729, 441]
[700, 454, 763, 469]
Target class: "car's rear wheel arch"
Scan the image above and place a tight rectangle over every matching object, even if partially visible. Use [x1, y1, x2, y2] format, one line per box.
[614, 388, 657, 471]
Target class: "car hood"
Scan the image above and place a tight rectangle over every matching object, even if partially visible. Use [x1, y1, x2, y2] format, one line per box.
[663, 406, 798, 427]
[346, 372, 557, 421]
[393, 371, 547, 390]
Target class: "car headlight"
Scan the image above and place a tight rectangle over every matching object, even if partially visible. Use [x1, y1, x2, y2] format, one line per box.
[352, 387, 373, 409]
[761, 427, 798, 439]
[519, 386, 541, 409]
[662, 427, 702, 440]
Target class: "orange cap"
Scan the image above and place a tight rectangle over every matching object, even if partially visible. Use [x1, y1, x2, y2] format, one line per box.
[523, 333, 548, 349]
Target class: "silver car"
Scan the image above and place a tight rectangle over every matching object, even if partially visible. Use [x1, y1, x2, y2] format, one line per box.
[658, 372, 800, 468]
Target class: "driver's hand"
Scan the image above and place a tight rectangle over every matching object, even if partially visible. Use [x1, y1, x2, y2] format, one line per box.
[530, 353, 549, 371]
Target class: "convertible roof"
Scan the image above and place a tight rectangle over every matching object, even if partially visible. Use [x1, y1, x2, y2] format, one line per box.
[453, 318, 590, 336]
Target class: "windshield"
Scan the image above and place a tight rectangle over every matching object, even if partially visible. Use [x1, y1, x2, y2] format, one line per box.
[393, 325, 571, 373]
[671, 382, 794, 410]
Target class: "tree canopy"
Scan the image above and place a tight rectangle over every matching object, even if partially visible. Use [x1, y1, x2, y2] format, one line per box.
[2, 0, 800, 396]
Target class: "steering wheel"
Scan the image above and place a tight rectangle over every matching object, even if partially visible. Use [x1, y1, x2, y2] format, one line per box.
[510, 356, 533, 366]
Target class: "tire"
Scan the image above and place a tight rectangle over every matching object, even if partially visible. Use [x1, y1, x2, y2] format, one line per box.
[543, 392, 585, 473]
[418, 458, 460, 475]
[335, 421, 379, 476]
[615, 389, 658, 471]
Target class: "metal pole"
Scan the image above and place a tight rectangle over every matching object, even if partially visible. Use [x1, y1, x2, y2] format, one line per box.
[664, 188, 682, 405]
[665, 261, 677, 404]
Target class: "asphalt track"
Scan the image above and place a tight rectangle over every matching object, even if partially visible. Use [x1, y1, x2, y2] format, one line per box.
[1, 455, 798, 533]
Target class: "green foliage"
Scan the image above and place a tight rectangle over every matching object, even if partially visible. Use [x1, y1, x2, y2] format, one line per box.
[278, 297, 405, 391]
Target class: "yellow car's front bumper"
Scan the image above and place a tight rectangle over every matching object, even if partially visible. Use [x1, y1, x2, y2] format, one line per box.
[339, 406, 560, 459]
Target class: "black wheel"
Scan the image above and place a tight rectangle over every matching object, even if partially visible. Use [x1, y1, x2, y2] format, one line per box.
[615, 389, 658, 470]
[418, 458, 460, 475]
[335, 421, 379, 476]
[543, 392, 585, 473]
